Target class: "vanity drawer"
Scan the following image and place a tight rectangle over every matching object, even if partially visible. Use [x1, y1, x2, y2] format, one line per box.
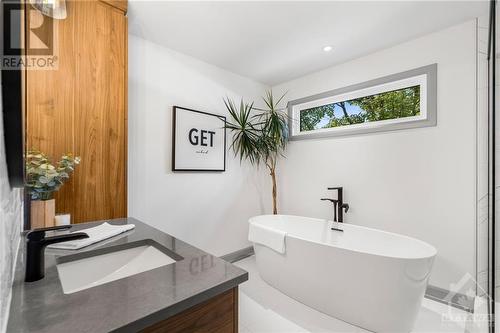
[142, 287, 238, 333]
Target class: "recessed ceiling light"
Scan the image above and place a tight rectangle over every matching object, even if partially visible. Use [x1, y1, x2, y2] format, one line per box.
[323, 46, 333, 52]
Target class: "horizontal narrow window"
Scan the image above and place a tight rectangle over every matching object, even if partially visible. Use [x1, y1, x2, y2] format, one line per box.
[299, 85, 421, 132]
[288, 64, 437, 139]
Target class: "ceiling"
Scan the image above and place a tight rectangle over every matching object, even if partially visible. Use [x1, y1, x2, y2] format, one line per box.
[128, 1, 488, 86]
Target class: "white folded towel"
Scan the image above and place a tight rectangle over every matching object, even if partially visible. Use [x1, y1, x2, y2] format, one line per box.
[47, 222, 135, 250]
[248, 222, 286, 254]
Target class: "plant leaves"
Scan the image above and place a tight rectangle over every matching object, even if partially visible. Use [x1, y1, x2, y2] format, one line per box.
[222, 90, 289, 168]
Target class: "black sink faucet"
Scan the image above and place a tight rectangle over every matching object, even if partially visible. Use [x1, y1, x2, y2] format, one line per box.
[25, 225, 89, 282]
[321, 187, 350, 223]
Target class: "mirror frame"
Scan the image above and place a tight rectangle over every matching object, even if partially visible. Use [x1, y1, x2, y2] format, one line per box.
[1, 0, 25, 188]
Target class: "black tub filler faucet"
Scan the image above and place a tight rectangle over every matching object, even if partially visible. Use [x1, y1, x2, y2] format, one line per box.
[321, 187, 350, 227]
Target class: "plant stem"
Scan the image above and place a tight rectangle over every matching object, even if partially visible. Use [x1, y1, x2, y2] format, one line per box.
[39, 191, 53, 201]
[269, 164, 278, 215]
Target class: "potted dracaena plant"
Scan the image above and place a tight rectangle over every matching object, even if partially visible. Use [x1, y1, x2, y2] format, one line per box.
[25, 150, 80, 228]
[224, 90, 289, 214]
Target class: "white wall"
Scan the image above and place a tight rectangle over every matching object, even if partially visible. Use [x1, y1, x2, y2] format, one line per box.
[128, 35, 271, 256]
[272, 20, 477, 290]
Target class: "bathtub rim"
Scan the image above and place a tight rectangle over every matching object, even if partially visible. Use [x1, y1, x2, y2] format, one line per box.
[249, 214, 437, 260]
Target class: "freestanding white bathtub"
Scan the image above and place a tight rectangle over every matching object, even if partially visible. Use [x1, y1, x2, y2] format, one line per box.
[249, 215, 437, 333]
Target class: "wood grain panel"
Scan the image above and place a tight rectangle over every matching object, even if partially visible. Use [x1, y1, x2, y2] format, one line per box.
[72, 0, 127, 223]
[25, 0, 127, 224]
[142, 288, 238, 333]
[25, 3, 76, 216]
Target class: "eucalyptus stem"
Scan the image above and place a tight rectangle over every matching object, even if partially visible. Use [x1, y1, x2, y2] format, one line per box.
[39, 191, 53, 201]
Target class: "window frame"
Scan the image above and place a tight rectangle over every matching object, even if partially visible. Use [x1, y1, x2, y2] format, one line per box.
[287, 64, 437, 140]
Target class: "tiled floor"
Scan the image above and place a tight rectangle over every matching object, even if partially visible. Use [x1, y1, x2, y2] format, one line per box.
[234, 256, 472, 333]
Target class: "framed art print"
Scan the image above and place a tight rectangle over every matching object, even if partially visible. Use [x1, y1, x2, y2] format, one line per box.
[172, 106, 226, 171]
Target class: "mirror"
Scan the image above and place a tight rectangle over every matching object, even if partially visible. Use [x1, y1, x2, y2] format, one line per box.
[1, 0, 24, 188]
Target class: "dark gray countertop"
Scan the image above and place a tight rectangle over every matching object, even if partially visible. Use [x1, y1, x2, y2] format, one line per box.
[7, 218, 248, 333]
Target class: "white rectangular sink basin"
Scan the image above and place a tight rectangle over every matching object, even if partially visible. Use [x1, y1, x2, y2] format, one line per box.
[57, 245, 177, 294]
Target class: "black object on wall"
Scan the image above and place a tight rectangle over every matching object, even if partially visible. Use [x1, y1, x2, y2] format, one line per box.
[488, 0, 496, 331]
[1, 0, 24, 188]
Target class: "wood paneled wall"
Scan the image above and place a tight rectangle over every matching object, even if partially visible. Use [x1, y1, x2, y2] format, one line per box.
[25, 0, 127, 224]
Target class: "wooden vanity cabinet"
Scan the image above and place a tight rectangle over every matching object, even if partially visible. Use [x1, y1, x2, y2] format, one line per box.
[24, 0, 127, 225]
[142, 288, 239, 333]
